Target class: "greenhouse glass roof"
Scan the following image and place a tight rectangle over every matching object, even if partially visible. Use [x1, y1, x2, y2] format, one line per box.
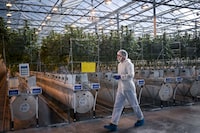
[0, 0, 200, 42]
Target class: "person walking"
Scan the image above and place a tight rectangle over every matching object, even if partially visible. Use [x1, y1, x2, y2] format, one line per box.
[104, 49, 144, 132]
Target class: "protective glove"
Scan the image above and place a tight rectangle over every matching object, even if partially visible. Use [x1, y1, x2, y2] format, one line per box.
[113, 74, 121, 80]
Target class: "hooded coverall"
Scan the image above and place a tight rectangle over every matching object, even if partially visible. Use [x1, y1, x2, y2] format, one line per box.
[111, 58, 144, 125]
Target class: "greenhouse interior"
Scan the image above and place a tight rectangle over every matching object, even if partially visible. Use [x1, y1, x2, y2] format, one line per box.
[0, 0, 200, 133]
[0, 0, 200, 70]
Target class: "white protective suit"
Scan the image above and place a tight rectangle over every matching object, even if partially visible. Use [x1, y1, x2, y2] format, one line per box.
[111, 58, 144, 125]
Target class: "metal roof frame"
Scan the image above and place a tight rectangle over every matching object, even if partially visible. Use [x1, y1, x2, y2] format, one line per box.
[0, 0, 200, 42]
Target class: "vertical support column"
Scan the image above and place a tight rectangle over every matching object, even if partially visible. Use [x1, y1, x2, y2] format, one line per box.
[92, 90, 98, 119]
[69, 38, 73, 74]
[95, 24, 100, 76]
[137, 79, 145, 105]
[160, 100, 163, 108]
[173, 77, 183, 105]
[73, 91, 77, 122]
[173, 83, 179, 105]
[35, 96, 39, 127]
[10, 101, 14, 131]
[138, 86, 144, 105]
[160, 81, 164, 108]
[153, 0, 156, 37]
[116, 13, 121, 49]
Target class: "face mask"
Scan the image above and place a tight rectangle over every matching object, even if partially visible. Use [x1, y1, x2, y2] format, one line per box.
[117, 56, 123, 62]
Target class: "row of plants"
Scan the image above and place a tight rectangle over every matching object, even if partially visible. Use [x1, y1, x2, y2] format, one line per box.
[0, 17, 200, 73]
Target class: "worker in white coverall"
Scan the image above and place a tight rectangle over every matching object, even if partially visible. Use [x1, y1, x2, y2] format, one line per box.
[104, 49, 144, 132]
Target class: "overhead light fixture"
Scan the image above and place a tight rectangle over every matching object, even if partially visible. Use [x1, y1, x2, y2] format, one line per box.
[109, 19, 114, 24]
[46, 16, 51, 20]
[7, 26, 11, 29]
[141, 4, 149, 10]
[6, 12, 12, 17]
[71, 24, 76, 28]
[41, 22, 46, 26]
[88, 16, 99, 22]
[98, 25, 103, 29]
[52, 7, 58, 12]
[90, 8, 96, 16]
[104, 0, 112, 5]
[6, 2, 12, 7]
[7, 20, 11, 24]
[90, 0, 96, 16]
[123, 14, 130, 19]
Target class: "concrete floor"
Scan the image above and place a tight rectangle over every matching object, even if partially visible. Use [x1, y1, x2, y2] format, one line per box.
[7, 103, 200, 133]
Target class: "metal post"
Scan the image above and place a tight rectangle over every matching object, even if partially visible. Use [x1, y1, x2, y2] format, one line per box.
[195, 20, 197, 66]
[38, 50, 41, 72]
[117, 13, 121, 49]
[92, 90, 98, 118]
[138, 86, 143, 105]
[95, 24, 100, 83]
[36, 96, 39, 127]
[153, 0, 156, 37]
[73, 91, 77, 121]
[69, 38, 73, 74]
[10, 101, 14, 130]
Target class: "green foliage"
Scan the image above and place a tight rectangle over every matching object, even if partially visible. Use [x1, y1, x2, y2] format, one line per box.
[0, 17, 9, 58]
[0, 18, 38, 70]
[40, 24, 200, 71]
[1, 18, 200, 72]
